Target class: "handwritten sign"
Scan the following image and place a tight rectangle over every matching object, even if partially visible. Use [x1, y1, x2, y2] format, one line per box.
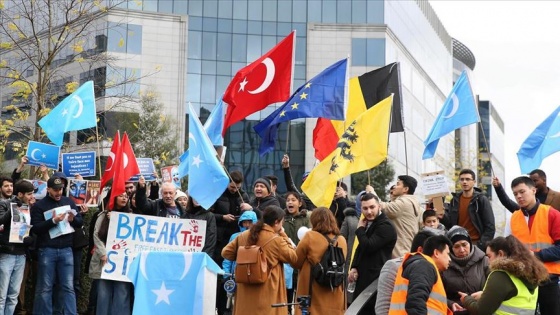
[102, 213, 207, 282]
[62, 151, 96, 177]
[421, 171, 450, 198]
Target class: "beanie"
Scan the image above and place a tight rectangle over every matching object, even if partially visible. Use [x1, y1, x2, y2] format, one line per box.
[254, 178, 271, 194]
[446, 225, 472, 247]
[175, 190, 188, 200]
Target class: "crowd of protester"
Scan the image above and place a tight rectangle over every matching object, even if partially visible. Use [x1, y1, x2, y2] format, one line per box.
[1, 153, 560, 315]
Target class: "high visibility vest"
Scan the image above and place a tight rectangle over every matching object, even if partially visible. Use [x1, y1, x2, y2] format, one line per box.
[510, 204, 560, 274]
[388, 252, 452, 315]
[489, 271, 538, 315]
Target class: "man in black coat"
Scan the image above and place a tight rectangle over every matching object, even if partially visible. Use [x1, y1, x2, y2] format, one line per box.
[348, 193, 397, 315]
[135, 175, 186, 218]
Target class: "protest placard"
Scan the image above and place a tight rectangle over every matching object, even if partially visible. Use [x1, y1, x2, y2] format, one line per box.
[101, 213, 207, 282]
[86, 181, 101, 207]
[26, 141, 60, 169]
[421, 171, 450, 214]
[30, 180, 47, 200]
[9, 203, 31, 243]
[61, 151, 96, 177]
[128, 158, 156, 181]
[161, 165, 180, 188]
[68, 179, 88, 205]
[43, 205, 76, 239]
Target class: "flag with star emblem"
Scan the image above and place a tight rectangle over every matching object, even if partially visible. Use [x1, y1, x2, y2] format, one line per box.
[25, 141, 60, 169]
[128, 252, 223, 315]
[302, 95, 393, 207]
[187, 103, 230, 209]
[38, 81, 97, 146]
[254, 58, 348, 155]
[222, 31, 295, 136]
[517, 105, 560, 173]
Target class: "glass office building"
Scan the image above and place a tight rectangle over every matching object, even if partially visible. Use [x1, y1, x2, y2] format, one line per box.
[110, 0, 456, 194]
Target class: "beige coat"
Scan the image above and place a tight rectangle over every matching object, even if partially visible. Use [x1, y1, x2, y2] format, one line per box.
[222, 225, 297, 315]
[89, 211, 108, 279]
[380, 194, 421, 258]
[293, 230, 347, 315]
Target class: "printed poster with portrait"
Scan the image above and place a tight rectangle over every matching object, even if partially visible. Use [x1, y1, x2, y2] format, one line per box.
[86, 181, 101, 207]
[67, 179, 101, 207]
[9, 203, 32, 243]
[161, 165, 181, 188]
[30, 180, 47, 200]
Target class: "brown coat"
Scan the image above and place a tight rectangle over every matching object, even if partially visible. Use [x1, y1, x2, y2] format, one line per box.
[546, 188, 560, 211]
[222, 225, 297, 315]
[293, 230, 348, 315]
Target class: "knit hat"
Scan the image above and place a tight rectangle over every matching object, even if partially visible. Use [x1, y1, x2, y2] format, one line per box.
[175, 190, 188, 200]
[254, 178, 271, 194]
[446, 225, 472, 247]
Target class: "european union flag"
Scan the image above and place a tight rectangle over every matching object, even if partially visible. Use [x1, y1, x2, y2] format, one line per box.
[25, 141, 61, 169]
[517, 106, 560, 173]
[128, 252, 223, 315]
[254, 58, 348, 155]
[38, 81, 97, 146]
[187, 103, 230, 209]
[423, 71, 479, 159]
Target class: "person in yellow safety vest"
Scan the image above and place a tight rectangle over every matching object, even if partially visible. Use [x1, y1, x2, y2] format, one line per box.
[459, 235, 549, 314]
[388, 235, 454, 315]
[508, 176, 560, 315]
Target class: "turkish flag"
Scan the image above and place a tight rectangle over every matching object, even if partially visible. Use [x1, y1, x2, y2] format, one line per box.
[101, 131, 121, 189]
[222, 31, 295, 135]
[107, 132, 139, 209]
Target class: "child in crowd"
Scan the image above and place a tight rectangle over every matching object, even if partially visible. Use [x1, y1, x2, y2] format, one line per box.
[422, 210, 447, 233]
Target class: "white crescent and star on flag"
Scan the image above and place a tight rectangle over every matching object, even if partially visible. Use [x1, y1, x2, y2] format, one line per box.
[189, 132, 204, 168]
[443, 93, 459, 119]
[61, 95, 85, 118]
[30, 148, 46, 160]
[238, 57, 276, 94]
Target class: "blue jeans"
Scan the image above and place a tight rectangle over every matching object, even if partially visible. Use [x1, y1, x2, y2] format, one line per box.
[96, 279, 131, 315]
[33, 247, 76, 315]
[0, 253, 26, 315]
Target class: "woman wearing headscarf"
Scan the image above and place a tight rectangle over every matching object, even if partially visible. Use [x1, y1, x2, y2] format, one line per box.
[442, 226, 489, 311]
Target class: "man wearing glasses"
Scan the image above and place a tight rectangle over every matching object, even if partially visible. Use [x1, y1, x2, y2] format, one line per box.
[440, 169, 495, 251]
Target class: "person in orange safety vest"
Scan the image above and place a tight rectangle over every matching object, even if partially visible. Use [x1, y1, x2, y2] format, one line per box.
[388, 235, 454, 315]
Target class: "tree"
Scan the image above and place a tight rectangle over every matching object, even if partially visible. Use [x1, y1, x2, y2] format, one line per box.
[351, 159, 395, 202]
[129, 89, 178, 167]
[0, 0, 155, 161]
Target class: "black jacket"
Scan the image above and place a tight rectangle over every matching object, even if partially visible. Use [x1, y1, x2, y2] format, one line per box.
[30, 195, 83, 249]
[184, 206, 217, 260]
[249, 195, 280, 218]
[351, 211, 397, 299]
[282, 167, 315, 210]
[441, 188, 495, 250]
[135, 185, 186, 217]
[212, 188, 249, 240]
[0, 197, 33, 255]
[330, 197, 354, 228]
[401, 254, 440, 315]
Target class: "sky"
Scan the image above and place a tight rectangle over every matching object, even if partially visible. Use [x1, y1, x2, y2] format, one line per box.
[430, 1, 560, 191]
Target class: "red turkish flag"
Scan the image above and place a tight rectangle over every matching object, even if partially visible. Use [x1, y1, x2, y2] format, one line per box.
[222, 31, 295, 135]
[108, 132, 139, 209]
[101, 131, 120, 189]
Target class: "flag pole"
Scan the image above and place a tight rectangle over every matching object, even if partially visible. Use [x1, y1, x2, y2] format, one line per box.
[94, 119, 106, 211]
[284, 121, 291, 154]
[476, 94, 495, 177]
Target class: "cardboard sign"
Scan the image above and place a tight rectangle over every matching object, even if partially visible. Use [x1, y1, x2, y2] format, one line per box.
[26, 141, 60, 169]
[101, 213, 207, 282]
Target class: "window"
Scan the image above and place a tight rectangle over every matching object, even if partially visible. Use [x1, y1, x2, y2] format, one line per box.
[107, 22, 142, 54]
[351, 38, 385, 66]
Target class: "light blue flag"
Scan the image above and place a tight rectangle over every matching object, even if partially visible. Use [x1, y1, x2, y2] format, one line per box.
[177, 100, 226, 179]
[25, 141, 61, 169]
[423, 71, 479, 159]
[38, 81, 97, 146]
[204, 99, 225, 146]
[128, 252, 223, 315]
[187, 103, 230, 209]
[517, 106, 560, 173]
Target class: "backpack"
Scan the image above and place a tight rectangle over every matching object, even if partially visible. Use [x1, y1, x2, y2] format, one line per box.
[311, 234, 345, 289]
[235, 235, 278, 284]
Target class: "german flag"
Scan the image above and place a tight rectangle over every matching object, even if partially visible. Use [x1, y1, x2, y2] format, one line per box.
[313, 62, 403, 161]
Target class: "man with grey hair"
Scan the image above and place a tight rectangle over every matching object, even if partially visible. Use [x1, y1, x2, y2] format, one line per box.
[135, 176, 185, 218]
